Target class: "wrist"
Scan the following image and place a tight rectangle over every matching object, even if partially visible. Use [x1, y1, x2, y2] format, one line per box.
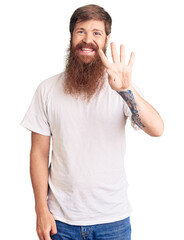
[117, 84, 133, 93]
[35, 202, 49, 214]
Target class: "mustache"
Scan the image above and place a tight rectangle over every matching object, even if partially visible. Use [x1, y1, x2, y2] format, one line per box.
[74, 42, 99, 51]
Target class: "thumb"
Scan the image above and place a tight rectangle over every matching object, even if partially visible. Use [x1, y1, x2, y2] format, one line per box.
[106, 68, 115, 80]
[50, 221, 57, 235]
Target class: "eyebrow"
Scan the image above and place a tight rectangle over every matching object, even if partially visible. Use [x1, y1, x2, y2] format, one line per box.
[93, 29, 104, 34]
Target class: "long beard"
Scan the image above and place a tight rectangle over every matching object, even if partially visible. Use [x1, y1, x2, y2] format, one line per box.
[63, 39, 107, 103]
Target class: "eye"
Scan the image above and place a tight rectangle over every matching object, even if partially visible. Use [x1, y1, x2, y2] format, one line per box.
[94, 32, 101, 36]
[77, 30, 84, 34]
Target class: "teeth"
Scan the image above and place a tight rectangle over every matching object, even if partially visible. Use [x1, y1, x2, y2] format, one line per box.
[81, 48, 94, 52]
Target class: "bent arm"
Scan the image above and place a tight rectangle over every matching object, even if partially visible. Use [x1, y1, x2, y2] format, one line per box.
[117, 85, 164, 137]
[30, 132, 51, 213]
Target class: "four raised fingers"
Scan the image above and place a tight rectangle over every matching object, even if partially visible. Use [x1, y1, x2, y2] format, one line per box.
[99, 42, 134, 68]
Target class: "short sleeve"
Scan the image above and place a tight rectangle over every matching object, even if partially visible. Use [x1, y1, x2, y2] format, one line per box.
[123, 82, 144, 131]
[20, 83, 52, 136]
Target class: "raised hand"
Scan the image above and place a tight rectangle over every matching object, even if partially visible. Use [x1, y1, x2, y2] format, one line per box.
[98, 42, 135, 92]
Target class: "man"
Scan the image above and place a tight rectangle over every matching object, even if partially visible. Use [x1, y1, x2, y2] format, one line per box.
[20, 4, 164, 240]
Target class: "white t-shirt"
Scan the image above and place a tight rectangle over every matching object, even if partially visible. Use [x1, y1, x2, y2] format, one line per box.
[20, 72, 141, 226]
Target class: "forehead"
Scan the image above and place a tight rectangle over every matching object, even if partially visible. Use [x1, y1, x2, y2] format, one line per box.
[74, 20, 105, 32]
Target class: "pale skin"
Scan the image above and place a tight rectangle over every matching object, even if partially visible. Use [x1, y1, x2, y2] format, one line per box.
[30, 19, 164, 240]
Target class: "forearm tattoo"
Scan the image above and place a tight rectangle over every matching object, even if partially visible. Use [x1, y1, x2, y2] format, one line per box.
[117, 90, 145, 129]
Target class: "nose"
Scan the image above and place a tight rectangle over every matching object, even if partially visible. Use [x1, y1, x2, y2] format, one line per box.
[82, 33, 93, 44]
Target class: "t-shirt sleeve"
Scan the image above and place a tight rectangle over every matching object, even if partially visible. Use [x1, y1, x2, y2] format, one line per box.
[123, 82, 144, 131]
[20, 83, 52, 136]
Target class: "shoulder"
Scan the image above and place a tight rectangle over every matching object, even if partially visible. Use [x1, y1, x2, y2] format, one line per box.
[38, 72, 64, 90]
[35, 72, 65, 96]
[31, 72, 65, 103]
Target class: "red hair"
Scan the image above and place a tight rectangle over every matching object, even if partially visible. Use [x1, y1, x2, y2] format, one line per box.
[69, 4, 112, 36]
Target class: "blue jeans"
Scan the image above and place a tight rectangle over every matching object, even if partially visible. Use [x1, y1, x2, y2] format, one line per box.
[50, 217, 131, 240]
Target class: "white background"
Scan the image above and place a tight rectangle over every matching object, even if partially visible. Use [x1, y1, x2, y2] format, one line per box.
[1, 0, 184, 239]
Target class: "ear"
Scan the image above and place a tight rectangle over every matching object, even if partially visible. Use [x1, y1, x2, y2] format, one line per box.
[106, 34, 110, 47]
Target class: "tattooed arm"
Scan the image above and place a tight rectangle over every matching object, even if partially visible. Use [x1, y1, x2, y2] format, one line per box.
[117, 85, 164, 136]
[118, 88, 145, 129]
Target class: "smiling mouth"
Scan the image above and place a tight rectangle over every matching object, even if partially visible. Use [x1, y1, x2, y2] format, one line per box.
[79, 48, 95, 55]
